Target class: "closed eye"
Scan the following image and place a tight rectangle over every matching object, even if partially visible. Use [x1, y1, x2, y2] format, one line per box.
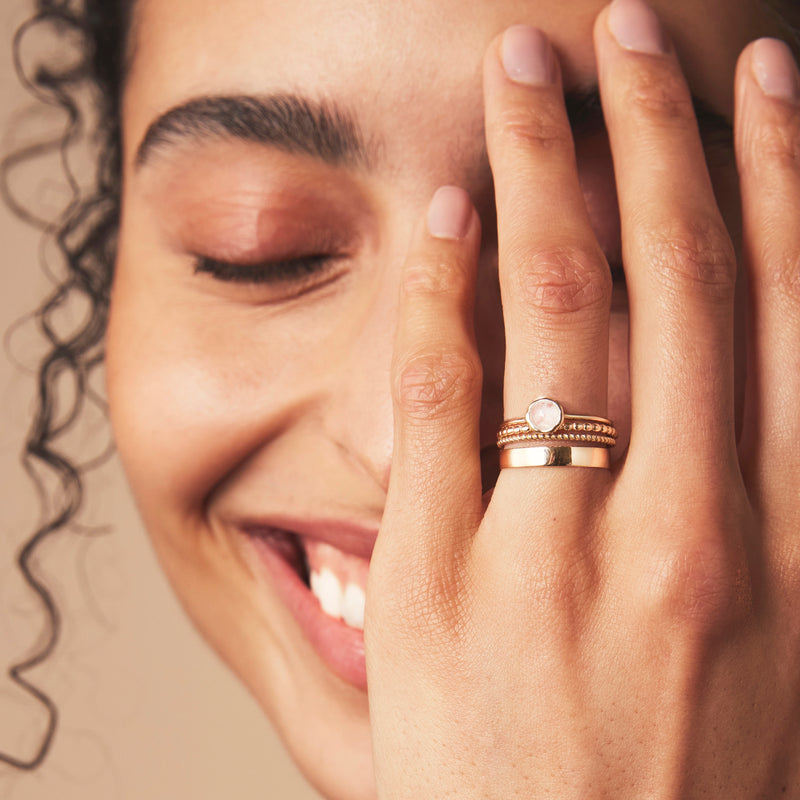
[193, 253, 338, 284]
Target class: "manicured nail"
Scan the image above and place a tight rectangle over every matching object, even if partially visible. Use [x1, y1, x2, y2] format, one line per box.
[427, 186, 472, 240]
[607, 0, 666, 55]
[752, 38, 799, 101]
[502, 25, 555, 86]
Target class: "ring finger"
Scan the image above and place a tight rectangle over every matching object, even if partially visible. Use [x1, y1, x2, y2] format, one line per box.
[484, 25, 613, 427]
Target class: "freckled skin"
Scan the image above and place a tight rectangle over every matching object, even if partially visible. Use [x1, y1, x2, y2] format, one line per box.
[107, 1, 771, 798]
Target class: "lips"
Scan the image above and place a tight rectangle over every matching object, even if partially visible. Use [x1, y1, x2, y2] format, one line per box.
[234, 452, 499, 691]
[239, 518, 376, 691]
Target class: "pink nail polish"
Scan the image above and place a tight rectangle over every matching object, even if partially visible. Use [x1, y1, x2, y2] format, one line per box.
[752, 38, 799, 101]
[501, 25, 555, 86]
[427, 186, 472, 240]
[607, 0, 666, 55]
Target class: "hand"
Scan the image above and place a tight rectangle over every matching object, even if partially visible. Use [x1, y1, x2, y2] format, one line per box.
[365, 1, 800, 798]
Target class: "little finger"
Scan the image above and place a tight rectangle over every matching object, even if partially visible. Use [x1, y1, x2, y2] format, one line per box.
[735, 39, 800, 496]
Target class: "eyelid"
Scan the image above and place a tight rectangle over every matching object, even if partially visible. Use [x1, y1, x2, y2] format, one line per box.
[193, 253, 339, 284]
[190, 251, 352, 305]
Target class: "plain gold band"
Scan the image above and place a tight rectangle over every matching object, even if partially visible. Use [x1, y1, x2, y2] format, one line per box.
[499, 446, 610, 469]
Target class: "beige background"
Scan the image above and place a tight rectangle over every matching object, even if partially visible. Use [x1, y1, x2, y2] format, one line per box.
[0, 1, 323, 797]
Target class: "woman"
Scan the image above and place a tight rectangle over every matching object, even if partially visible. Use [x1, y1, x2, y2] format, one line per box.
[4, 0, 800, 797]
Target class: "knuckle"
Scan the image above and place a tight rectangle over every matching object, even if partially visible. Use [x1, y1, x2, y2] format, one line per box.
[509, 243, 611, 316]
[747, 108, 800, 172]
[638, 216, 736, 298]
[493, 101, 569, 153]
[513, 543, 596, 614]
[644, 532, 752, 634]
[402, 252, 468, 297]
[772, 540, 800, 636]
[394, 350, 482, 421]
[774, 539, 800, 598]
[372, 554, 471, 656]
[760, 247, 800, 307]
[622, 68, 695, 127]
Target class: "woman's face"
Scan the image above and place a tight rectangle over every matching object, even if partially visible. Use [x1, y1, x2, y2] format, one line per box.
[106, 0, 768, 797]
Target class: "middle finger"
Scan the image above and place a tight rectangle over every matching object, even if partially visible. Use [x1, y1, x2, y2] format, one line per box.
[595, 0, 738, 469]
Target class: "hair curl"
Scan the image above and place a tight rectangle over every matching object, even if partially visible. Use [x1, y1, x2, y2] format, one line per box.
[2, 0, 800, 774]
[1, 0, 132, 770]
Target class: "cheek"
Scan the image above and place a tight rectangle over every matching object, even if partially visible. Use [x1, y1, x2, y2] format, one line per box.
[104, 263, 359, 520]
[106, 311, 246, 515]
[105, 276, 292, 518]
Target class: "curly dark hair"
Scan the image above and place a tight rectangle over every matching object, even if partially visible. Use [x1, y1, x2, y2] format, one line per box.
[2, 0, 800, 774]
[0, 0, 132, 770]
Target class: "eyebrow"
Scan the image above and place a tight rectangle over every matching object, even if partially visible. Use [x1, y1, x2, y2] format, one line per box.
[135, 94, 373, 170]
[135, 86, 733, 173]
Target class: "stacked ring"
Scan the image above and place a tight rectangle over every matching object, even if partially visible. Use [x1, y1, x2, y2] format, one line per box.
[497, 398, 615, 469]
[499, 445, 610, 469]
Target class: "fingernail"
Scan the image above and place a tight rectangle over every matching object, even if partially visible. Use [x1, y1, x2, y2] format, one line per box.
[427, 186, 472, 240]
[752, 38, 799, 101]
[501, 25, 555, 86]
[607, 0, 666, 55]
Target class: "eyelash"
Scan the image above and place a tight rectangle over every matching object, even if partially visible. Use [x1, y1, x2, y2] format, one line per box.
[193, 254, 336, 285]
[194, 254, 626, 291]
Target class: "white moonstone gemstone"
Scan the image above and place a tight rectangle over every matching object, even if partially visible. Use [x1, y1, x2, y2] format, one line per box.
[526, 398, 563, 433]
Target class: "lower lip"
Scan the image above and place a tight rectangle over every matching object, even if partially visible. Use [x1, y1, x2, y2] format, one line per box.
[248, 535, 368, 691]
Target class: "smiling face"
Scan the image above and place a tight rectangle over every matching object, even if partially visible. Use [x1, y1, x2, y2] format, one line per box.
[106, 0, 769, 798]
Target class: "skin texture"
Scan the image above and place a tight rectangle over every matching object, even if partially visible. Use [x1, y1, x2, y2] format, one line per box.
[106, 0, 800, 797]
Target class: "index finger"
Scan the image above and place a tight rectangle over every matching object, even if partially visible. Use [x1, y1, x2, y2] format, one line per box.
[377, 186, 483, 580]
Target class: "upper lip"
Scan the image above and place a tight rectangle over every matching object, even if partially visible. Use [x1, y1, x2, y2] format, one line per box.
[236, 515, 378, 561]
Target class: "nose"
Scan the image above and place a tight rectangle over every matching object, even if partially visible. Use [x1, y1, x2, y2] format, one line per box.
[321, 281, 396, 494]
[320, 189, 505, 497]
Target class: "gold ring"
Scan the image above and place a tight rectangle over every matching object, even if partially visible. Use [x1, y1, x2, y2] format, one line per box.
[499, 445, 610, 469]
[497, 397, 616, 448]
[496, 430, 617, 447]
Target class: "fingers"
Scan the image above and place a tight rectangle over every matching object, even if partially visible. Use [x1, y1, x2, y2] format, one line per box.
[380, 187, 483, 575]
[484, 25, 612, 421]
[735, 39, 800, 501]
[595, 0, 738, 468]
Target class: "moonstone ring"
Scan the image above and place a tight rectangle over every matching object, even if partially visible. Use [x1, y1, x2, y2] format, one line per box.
[496, 397, 616, 451]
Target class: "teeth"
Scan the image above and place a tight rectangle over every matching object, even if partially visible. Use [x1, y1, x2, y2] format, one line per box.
[342, 583, 365, 629]
[309, 568, 365, 630]
[310, 568, 343, 618]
